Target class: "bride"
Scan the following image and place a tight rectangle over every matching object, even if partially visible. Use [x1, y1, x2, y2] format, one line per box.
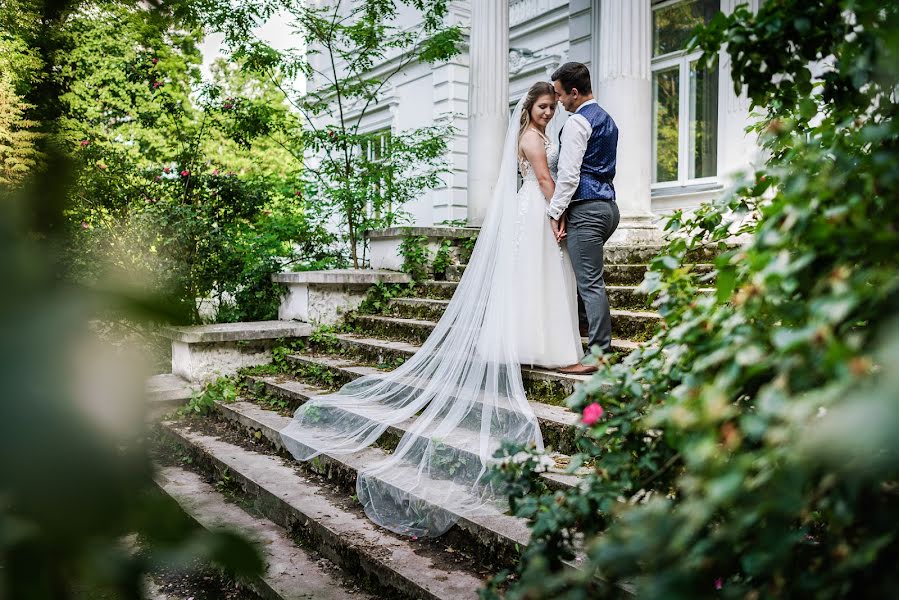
[279, 82, 583, 538]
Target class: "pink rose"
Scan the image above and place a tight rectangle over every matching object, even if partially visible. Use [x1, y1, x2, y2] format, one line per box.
[212, 169, 219, 175]
[163, 167, 171, 174]
[79, 139, 90, 147]
[714, 578, 723, 590]
[81, 222, 89, 229]
[151, 57, 159, 64]
[180, 170, 190, 177]
[152, 81, 162, 89]
[581, 402, 604, 425]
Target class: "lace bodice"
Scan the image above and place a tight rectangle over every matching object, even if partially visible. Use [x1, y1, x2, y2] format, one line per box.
[518, 131, 559, 183]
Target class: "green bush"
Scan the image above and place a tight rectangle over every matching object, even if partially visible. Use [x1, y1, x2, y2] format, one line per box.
[486, 2, 899, 598]
[69, 154, 339, 323]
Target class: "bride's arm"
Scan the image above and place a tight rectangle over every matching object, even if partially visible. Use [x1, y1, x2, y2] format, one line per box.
[520, 132, 556, 202]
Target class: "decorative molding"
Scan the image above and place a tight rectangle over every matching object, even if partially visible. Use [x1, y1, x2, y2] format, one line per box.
[597, 0, 651, 81]
[510, 0, 569, 27]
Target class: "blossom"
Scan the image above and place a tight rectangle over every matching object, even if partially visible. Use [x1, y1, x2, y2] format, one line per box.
[223, 102, 233, 110]
[151, 57, 159, 64]
[163, 167, 171, 174]
[581, 402, 604, 425]
[152, 81, 162, 89]
[714, 578, 723, 590]
[411, 535, 418, 541]
[81, 221, 89, 229]
[180, 170, 190, 177]
[155, 176, 162, 181]
[79, 139, 90, 147]
[212, 169, 219, 176]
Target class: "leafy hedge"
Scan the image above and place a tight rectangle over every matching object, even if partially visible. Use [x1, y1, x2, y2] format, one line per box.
[486, 2, 899, 598]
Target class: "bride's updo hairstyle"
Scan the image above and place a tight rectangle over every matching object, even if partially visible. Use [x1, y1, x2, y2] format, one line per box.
[518, 81, 556, 141]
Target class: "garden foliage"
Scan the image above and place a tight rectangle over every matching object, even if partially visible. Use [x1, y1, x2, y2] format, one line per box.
[486, 2, 899, 598]
[205, 0, 464, 267]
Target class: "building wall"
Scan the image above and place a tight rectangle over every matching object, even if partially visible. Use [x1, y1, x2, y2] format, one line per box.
[307, 0, 761, 227]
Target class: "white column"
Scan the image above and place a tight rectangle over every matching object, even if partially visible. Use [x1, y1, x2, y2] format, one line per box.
[466, 1, 509, 226]
[596, 0, 659, 244]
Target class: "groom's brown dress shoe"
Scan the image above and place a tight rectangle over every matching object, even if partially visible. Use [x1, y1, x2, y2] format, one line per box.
[558, 363, 599, 375]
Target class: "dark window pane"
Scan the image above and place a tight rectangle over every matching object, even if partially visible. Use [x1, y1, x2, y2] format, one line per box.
[653, 66, 680, 183]
[689, 60, 718, 179]
[653, 0, 720, 57]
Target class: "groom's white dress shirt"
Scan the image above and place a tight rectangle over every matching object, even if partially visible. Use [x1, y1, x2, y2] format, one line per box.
[546, 99, 597, 220]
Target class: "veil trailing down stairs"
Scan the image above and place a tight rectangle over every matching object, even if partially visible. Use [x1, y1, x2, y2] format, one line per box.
[279, 98, 567, 538]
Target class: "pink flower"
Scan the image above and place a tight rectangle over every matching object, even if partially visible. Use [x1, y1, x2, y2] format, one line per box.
[79, 139, 90, 147]
[163, 167, 171, 174]
[152, 81, 162, 89]
[81, 221, 89, 229]
[212, 169, 219, 175]
[180, 170, 190, 177]
[581, 402, 604, 425]
[151, 57, 159, 64]
[155, 175, 162, 181]
[714, 578, 723, 590]
[294, 190, 302, 196]
[411, 535, 418, 541]
[223, 102, 233, 110]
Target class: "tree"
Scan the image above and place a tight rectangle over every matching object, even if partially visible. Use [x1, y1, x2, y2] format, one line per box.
[205, 0, 464, 267]
[485, 2, 899, 598]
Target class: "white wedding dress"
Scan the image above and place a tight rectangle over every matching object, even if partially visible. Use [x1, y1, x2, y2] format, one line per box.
[279, 98, 580, 539]
[512, 132, 583, 368]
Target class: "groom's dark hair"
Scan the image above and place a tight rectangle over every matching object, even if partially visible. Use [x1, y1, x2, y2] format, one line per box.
[551, 62, 592, 95]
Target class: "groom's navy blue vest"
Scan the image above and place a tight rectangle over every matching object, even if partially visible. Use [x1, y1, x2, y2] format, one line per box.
[572, 102, 618, 203]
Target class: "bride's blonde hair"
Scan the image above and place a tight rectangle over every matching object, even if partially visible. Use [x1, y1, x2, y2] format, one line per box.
[518, 81, 556, 142]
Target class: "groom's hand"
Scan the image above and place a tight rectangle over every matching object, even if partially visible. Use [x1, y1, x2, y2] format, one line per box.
[550, 217, 565, 243]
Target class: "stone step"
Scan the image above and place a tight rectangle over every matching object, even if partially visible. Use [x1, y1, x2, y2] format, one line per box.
[155, 465, 372, 600]
[246, 375, 582, 491]
[157, 420, 491, 599]
[354, 310, 659, 346]
[417, 264, 714, 298]
[281, 347, 583, 454]
[188, 401, 539, 569]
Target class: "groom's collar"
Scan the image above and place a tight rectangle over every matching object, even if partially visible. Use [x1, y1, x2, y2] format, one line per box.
[575, 99, 597, 114]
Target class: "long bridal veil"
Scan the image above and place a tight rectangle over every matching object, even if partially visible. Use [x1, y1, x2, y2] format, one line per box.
[279, 96, 567, 538]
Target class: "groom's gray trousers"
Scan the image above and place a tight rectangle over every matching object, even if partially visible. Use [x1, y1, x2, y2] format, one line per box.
[565, 198, 620, 357]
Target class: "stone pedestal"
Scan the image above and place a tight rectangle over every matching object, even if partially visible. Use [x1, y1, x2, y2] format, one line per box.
[466, 1, 509, 226]
[365, 227, 480, 271]
[596, 0, 660, 245]
[161, 321, 312, 383]
[273, 270, 411, 326]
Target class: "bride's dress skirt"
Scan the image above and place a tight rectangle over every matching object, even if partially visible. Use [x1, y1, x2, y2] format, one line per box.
[511, 179, 583, 368]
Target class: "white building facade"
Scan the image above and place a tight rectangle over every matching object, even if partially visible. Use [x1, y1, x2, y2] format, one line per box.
[311, 0, 762, 240]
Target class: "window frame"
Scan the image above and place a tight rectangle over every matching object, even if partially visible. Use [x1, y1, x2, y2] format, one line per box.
[651, 0, 720, 190]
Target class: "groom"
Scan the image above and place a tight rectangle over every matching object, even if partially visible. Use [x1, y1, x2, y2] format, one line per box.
[547, 62, 620, 375]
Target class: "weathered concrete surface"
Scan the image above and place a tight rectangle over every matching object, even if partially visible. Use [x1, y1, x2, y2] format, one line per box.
[159, 423, 488, 600]
[171, 339, 278, 383]
[162, 321, 312, 344]
[212, 400, 534, 562]
[272, 270, 411, 285]
[247, 375, 583, 493]
[283, 349, 583, 455]
[145, 373, 196, 406]
[365, 227, 480, 241]
[273, 271, 410, 325]
[365, 228, 478, 271]
[155, 465, 372, 600]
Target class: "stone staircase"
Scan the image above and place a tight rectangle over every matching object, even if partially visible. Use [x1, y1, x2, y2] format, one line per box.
[151, 243, 718, 599]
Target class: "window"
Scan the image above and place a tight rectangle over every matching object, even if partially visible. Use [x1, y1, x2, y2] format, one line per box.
[651, 0, 719, 187]
[360, 130, 392, 219]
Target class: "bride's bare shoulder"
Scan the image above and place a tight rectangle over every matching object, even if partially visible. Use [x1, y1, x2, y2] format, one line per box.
[519, 129, 547, 155]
